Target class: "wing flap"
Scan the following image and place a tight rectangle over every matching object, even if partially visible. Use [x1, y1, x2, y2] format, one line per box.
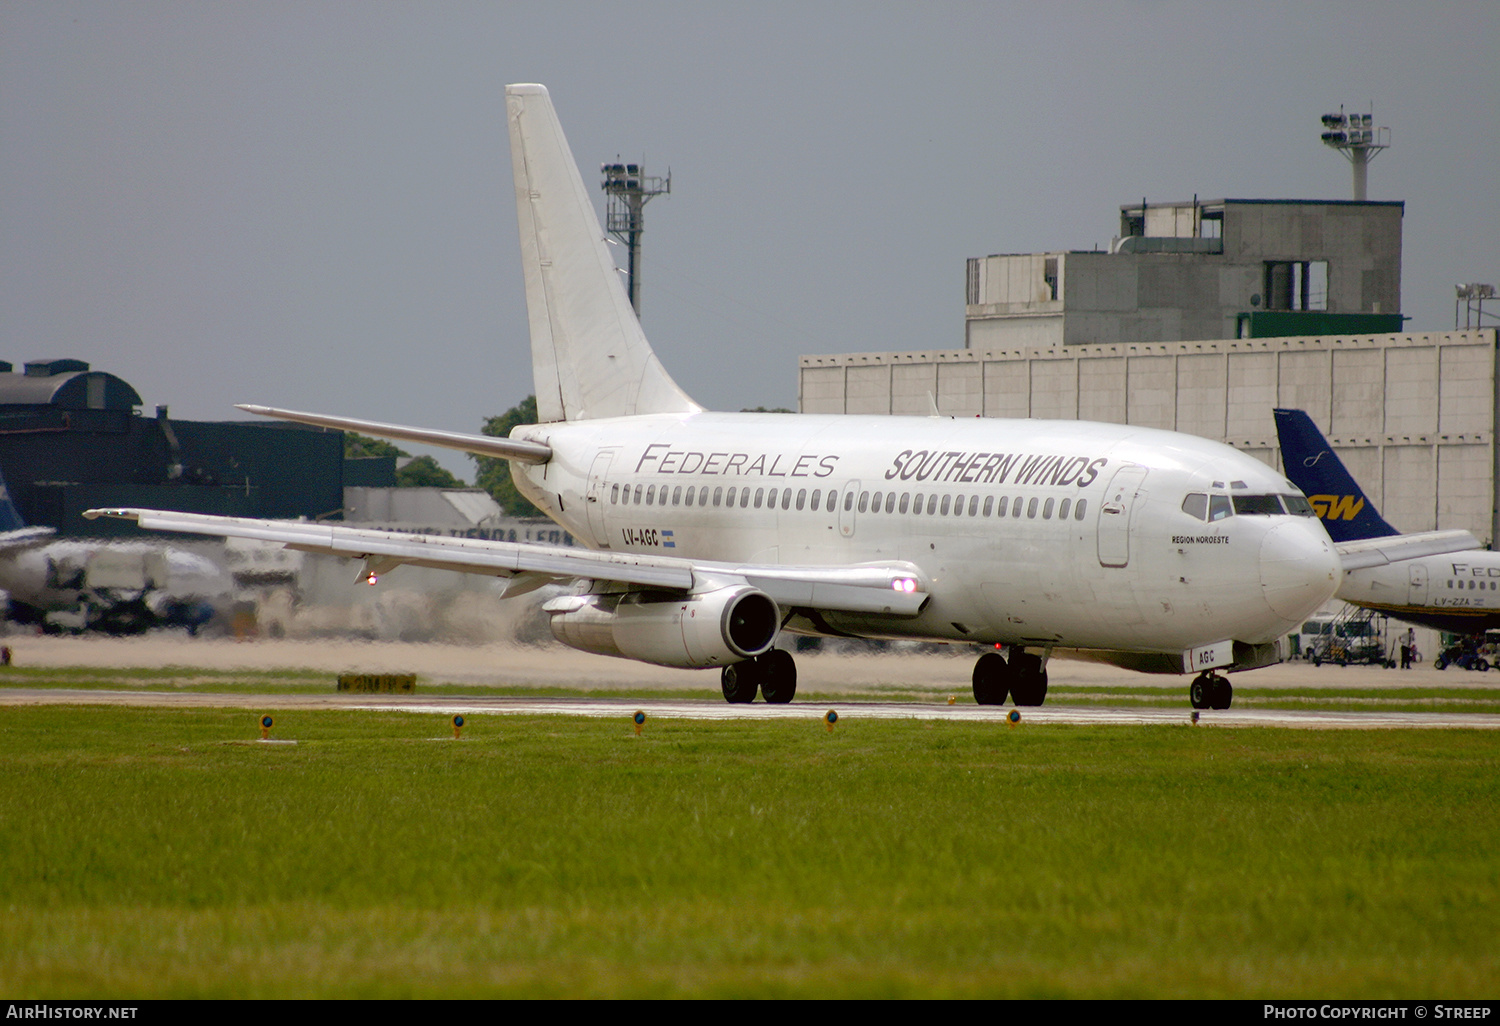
[1337, 529, 1481, 571]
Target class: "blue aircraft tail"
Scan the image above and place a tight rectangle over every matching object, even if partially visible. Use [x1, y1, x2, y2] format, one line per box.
[1273, 408, 1399, 543]
[0, 467, 25, 532]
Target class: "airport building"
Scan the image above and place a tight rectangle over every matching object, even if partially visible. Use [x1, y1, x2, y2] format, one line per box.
[0, 358, 343, 537]
[799, 195, 1500, 555]
[962, 198, 1404, 348]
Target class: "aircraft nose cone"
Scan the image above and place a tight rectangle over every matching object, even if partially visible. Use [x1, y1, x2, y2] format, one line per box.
[1259, 521, 1341, 622]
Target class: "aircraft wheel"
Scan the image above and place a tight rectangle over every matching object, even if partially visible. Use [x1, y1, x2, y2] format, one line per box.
[1477, 659, 1491, 673]
[1210, 674, 1233, 710]
[971, 652, 1010, 706]
[1012, 652, 1048, 706]
[1190, 672, 1212, 709]
[721, 660, 761, 704]
[759, 649, 798, 704]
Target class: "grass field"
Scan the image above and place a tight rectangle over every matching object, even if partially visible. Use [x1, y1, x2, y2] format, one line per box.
[1, 701, 1497, 997]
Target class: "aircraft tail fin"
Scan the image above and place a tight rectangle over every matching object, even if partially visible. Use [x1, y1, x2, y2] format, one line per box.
[0, 466, 25, 532]
[506, 84, 701, 424]
[1274, 408, 1399, 542]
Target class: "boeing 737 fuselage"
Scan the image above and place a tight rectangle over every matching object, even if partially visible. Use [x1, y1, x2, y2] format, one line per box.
[87, 84, 1347, 710]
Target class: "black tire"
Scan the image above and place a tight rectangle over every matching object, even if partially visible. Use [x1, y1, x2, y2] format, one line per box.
[1210, 675, 1233, 710]
[1190, 673, 1211, 709]
[721, 661, 760, 703]
[1012, 653, 1047, 707]
[759, 649, 798, 704]
[971, 652, 1009, 706]
[1478, 659, 1491, 673]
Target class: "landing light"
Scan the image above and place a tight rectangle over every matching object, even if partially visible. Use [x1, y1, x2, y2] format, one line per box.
[892, 578, 917, 593]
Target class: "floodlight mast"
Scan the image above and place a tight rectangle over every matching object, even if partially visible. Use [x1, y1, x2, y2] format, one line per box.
[1455, 284, 1497, 330]
[600, 160, 670, 318]
[1319, 104, 1390, 201]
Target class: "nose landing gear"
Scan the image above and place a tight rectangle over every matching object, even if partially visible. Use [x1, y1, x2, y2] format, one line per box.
[1190, 671, 1233, 710]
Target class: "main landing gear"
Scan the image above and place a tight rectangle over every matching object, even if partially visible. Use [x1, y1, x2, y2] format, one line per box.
[972, 648, 1049, 707]
[1190, 670, 1233, 710]
[721, 649, 798, 704]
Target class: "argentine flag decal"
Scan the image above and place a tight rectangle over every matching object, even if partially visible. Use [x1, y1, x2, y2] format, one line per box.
[662, 530, 675, 548]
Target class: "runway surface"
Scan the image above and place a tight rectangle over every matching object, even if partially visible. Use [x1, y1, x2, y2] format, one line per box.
[4, 635, 1499, 729]
[4, 688, 1498, 729]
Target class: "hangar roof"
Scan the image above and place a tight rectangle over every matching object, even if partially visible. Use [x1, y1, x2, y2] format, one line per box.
[0, 360, 143, 410]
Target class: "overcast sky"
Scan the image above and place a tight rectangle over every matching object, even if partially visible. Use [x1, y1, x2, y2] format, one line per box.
[3, 1, 1496, 480]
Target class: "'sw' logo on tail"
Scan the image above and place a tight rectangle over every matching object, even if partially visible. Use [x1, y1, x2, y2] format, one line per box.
[1310, 494, 1365, 521]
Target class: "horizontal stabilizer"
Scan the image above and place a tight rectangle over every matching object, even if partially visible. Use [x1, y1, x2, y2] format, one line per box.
[1336, 529, 1481, 572]
[236, 405, 551, 464]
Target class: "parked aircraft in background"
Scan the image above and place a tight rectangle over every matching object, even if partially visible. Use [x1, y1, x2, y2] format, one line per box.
[0, 470, 229, 634]
[88, 85, 1369, 710]
[1275, 407, 1499, 634]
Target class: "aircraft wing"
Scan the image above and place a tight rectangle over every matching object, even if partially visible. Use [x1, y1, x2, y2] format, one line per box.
[235, 405, 552, 465]
[0, 526, 58, 552]
[81, 508, 929, 617]
[1336, 529, 1481, 571]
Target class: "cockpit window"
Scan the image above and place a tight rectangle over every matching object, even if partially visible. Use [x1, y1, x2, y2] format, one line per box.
[1232, 494, 1285, 516]
[1282, 494, 1316, 517]
[1187, 492, 1300, 520]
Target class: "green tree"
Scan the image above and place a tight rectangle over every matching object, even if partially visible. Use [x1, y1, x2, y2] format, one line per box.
[473, 395, 543, 518]
[344, 432, 404, 460]
[395, 455, 466, 489]
[344, 432, 467, 489]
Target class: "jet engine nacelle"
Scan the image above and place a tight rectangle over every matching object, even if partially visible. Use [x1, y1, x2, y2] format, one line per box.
[545, 586, 780, 669]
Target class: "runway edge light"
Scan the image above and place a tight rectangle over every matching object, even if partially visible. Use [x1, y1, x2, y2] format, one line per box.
[825, 709, 838, 733]
[1007, 710, 1021, 727]
[260, 715, 273, 740]
[453, 714, 465, 740]
[633, 710, 646, 736]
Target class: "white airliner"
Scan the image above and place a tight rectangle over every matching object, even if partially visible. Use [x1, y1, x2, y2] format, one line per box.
[1275, 408, 1498, 635]
[0, 470, 229, 635]
[88, 84, 1364, 709]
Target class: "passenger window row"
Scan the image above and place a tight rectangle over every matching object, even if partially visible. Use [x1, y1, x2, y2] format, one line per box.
[848, 488, 1087, 522]
[610, 483, 835, 512]
[607, 482, 1088, 521]
[1448, 579, 1497, 591]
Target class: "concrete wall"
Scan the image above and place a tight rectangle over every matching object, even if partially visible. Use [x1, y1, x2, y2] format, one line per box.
[800, 330, 1499, 543]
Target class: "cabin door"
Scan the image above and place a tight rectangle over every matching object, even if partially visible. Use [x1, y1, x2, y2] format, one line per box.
[1097, 465, 1149, 568]
[586, 450, 616, 547]
[1408, 562, 1428, 608]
